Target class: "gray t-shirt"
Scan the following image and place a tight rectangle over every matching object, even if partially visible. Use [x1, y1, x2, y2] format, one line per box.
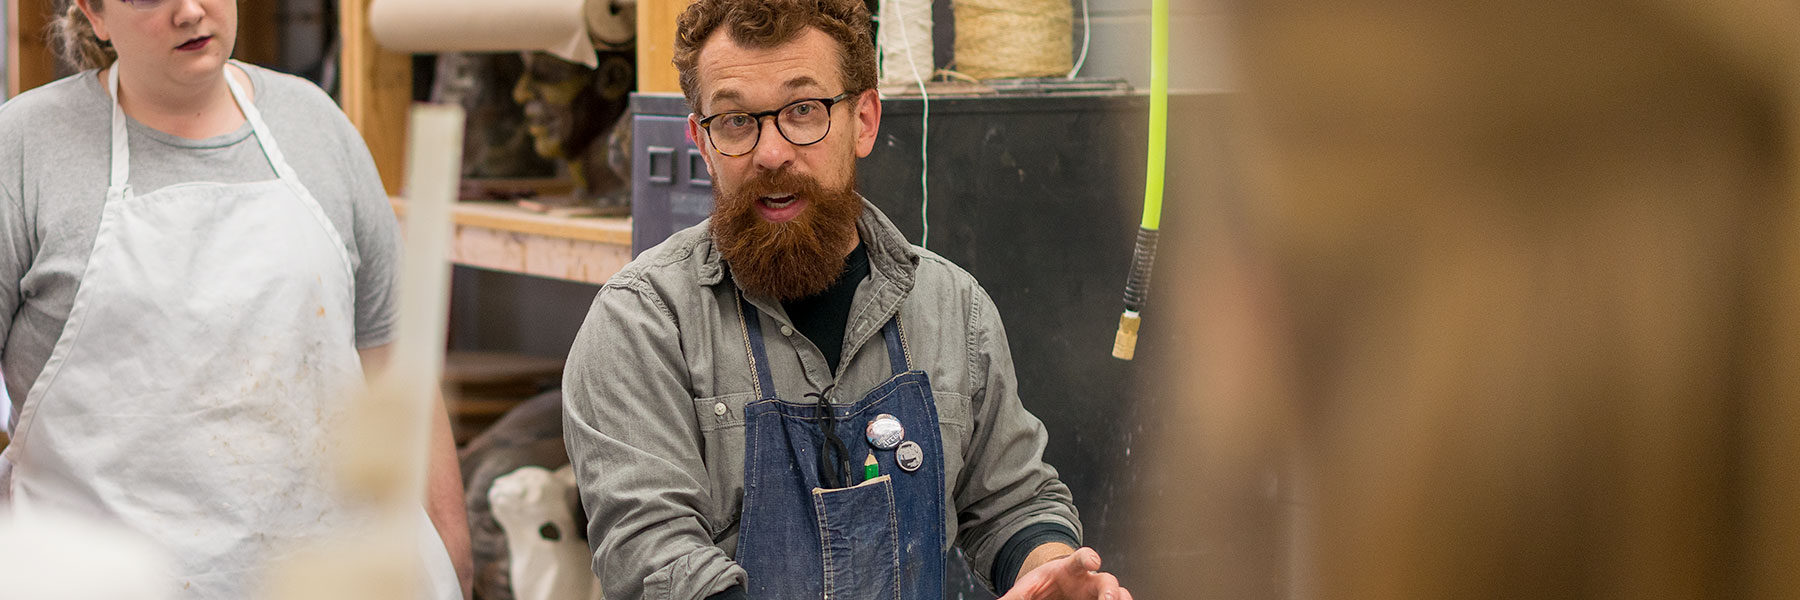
[0, 61, 399, 414]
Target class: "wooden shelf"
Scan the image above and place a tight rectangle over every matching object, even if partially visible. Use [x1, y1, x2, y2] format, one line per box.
[392, 199, 633, 285]
[442, 350, 565, 444]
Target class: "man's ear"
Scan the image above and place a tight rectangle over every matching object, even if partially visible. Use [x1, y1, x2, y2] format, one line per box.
[852, 88, 881, 159]
[687, 113, 717, 179]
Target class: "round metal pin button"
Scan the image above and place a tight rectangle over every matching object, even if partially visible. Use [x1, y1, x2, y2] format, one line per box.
[865, 414, 905, 450]
[896, 441, 924, 472]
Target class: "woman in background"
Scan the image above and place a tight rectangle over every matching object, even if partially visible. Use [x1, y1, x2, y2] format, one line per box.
[0, 0, 470, 597]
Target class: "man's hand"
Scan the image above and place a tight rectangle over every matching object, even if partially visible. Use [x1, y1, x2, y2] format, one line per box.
[999, 546, 1132, 600]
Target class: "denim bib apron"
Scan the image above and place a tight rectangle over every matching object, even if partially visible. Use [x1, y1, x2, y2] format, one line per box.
[732, 294, 947, 599]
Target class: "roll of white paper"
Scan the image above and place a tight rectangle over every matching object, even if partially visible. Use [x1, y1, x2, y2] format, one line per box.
[371, 0, 598, 67]
[585, 0, 636, 50]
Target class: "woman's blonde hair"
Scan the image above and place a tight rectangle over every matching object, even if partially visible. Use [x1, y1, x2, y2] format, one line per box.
[50, 2, 117, 71]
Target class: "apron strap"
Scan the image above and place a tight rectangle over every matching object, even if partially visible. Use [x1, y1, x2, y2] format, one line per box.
[221, 63, 302, 184]
[106, 66, 130, 193]
[735, 292, 778, 400]
[738, 292, 914, 388]
[882, 315, 911, 375]
[107, 63, 300, 192]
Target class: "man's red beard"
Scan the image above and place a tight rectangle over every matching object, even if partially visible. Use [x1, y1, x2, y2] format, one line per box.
[710, 167, 864, 301]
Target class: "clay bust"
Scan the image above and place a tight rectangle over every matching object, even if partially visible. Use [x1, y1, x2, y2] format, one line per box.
[513, 50, 634, 213]
[433, 52, 558, 180]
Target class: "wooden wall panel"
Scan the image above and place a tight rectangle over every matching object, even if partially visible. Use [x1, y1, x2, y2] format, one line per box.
[339, 0, 411, 196]
[233, 0, 280, 68]
[636, 0, 696, 94]
[9, 0, 59, 95]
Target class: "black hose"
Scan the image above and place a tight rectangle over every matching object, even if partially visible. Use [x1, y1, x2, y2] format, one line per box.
[1123, 227, 1159, 313]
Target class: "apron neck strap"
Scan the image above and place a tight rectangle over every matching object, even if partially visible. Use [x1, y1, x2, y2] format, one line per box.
[736, 292, 914, 400]
[222, 65, 300, 182]
[107, 62, 298, 191]
[106, 66, 130, 191]
[736, 292, 778, 400]
[881, 314, 911, 375]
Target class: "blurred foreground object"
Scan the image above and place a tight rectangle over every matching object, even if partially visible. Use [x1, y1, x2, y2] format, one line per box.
[1133, 1, 1800, 598]
[0, 511, 174, 600]
[264, 105, 466, 600]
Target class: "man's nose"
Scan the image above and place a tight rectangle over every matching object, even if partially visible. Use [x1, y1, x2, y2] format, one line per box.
[750, 115, 795, 172]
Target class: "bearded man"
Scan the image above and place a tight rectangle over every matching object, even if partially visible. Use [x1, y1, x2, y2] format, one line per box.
[562, 1, 1129, 599]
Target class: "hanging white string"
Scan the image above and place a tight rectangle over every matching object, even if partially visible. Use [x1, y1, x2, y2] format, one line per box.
[1067, 0, 1092, 78]
[879, 0, 934, 248]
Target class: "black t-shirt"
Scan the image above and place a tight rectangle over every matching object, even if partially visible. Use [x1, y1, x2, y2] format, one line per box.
[782, 242, 871, 376]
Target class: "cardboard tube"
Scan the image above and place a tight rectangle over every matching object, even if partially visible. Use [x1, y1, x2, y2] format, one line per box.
[370, 0, 598, 67]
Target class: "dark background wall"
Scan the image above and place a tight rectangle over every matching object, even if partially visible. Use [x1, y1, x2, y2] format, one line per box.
[863, 92, 1285, 597]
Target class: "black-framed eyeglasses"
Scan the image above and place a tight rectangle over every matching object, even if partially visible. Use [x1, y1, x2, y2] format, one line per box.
[696, 92, 852, 157]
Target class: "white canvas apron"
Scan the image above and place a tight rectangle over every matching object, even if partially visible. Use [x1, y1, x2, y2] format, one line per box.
[0, 65, 460, 599]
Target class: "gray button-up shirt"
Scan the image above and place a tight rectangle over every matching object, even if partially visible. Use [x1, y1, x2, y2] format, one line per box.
[563, 199, 1080, 600]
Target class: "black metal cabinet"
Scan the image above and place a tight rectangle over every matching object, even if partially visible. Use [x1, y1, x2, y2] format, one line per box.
[629, 104, 716, 256]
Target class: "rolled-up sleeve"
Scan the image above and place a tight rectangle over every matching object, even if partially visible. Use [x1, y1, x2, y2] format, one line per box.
[562, 279, 746, 600]
[951, 286, 1083, 588]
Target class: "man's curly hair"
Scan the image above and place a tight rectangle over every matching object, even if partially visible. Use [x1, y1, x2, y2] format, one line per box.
[673, 0, 877, 114]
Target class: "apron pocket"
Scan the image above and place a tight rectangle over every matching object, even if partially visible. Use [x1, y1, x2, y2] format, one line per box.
[811, 476, 900, 600]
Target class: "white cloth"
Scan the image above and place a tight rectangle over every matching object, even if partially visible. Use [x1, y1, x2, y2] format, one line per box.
[0, 66, 458, 600]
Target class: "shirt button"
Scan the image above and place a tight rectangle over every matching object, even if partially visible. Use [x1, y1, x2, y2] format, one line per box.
[713, 402, 727, 416]
[780, 325, 794, 336]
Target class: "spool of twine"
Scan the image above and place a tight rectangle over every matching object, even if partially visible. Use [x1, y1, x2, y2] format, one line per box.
[879, 0, 935, 85]
[953, 0, 1073, 80]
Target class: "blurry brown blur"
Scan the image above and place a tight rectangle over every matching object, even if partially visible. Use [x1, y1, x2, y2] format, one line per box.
[1134, 1, 1800, 598]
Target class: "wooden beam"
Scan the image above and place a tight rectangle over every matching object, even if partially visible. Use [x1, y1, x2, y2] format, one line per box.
[448, 226, 632, 285]
[6, 0, 17, 96]
[391, 200, 633, 245]
[339, 0, 412, 196]
[233, 0, 280, 68]
[10, 0, 59, 96]
[442, 202, 632, 246]
[637, 0, 696, 94]
[391, 199, 632, 285]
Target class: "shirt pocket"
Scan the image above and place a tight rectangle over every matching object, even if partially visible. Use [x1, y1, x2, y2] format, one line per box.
[691, 391, 756, 540]
[932, 390, 974, 527]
